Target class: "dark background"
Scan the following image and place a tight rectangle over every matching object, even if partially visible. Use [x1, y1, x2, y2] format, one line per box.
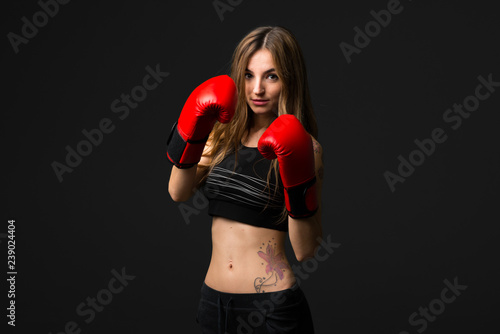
[2, 0, 499, 333]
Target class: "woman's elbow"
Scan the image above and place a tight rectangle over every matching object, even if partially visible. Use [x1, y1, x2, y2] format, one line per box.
[168, 185, 190, 202]
[296, 251, 316, 262]
[295, 241, 322, 262]
[169, 194, 187, 202]
[296, 253, 312, 263]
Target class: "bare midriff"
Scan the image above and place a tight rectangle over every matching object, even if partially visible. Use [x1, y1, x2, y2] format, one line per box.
[204, 216, 296, 294]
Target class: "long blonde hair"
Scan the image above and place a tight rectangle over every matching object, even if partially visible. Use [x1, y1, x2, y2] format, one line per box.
[198, 26, 318, 224]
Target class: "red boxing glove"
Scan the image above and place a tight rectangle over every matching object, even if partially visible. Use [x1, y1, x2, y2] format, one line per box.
[167, 75, 237, 168]
[258, 114, 318, 218]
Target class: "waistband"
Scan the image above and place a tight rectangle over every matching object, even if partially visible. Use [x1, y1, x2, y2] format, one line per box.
[200, 281, 303, 309]
[200, 282, 304, 334]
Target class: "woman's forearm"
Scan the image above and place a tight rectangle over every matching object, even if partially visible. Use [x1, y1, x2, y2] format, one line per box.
[288, 213, 323, 262]
[168, 164, 198, 202]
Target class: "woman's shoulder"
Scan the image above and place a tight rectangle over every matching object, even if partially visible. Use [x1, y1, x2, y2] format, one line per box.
[310, 135, 323, 156]
[310, 135, 324, 181]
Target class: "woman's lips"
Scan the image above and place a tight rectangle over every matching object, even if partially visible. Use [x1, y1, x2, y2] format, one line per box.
[252, 99, 269, 106]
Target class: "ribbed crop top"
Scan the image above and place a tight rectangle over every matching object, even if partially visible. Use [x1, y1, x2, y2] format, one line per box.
[202, 144, 287, 232]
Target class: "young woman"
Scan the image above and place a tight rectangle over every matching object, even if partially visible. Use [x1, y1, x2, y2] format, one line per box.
[167, 26, 323, 334]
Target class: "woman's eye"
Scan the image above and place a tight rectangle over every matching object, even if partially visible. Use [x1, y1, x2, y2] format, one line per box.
[244, 73, 278, 80]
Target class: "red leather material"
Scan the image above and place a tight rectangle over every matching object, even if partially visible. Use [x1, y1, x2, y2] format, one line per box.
[167, 75, 237, 168]
[258, 115, 318, 218]
[177, 75, 237, 141]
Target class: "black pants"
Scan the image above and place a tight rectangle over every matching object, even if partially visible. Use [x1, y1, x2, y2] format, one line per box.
[196, 281, 315, 334]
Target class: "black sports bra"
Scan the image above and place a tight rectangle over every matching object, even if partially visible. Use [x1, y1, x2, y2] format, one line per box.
[202, 144, 287, 232]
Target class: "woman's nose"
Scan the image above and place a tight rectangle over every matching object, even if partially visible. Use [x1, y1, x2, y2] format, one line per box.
[253, 79, 264, 95]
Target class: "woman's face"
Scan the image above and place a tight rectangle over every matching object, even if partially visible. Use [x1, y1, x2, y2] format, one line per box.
[245, 48, 282, 116]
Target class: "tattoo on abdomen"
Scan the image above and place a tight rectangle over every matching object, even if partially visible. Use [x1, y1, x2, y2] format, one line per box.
[254, 238, 289, 293]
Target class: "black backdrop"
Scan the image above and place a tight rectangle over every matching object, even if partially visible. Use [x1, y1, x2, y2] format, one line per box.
[2, 0, 500, 333]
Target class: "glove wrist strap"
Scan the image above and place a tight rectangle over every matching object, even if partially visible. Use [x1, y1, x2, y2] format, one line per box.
[285, 176, 319, 218]
[166, 121, 208, 169]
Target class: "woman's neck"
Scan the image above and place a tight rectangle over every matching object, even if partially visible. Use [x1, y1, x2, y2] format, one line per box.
[243, 112, 277, 146]
[249, 112, 276, 133]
